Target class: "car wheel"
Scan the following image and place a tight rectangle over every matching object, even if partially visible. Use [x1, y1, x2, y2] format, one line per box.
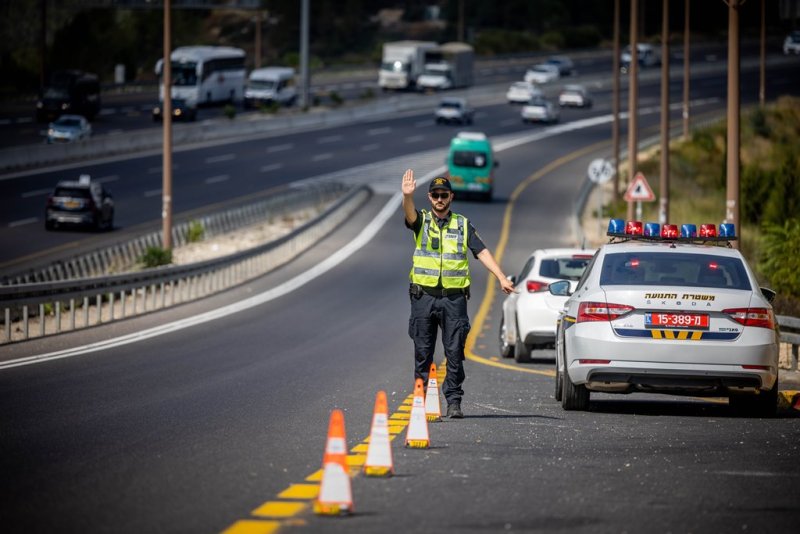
[45, 219, 55, 231]
[513, 322, 531, 363]
[729, 380, 778, 417]
[499, 317, 513, 358]
[561, 357, 589, 410]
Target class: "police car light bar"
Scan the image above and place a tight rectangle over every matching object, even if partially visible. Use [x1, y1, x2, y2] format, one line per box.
[606, 219, 737, 243]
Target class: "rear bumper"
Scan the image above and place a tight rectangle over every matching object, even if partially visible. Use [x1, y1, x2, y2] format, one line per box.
[46, 210, 95, 225]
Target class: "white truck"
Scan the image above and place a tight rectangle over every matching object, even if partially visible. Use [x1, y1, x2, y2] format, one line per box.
[378, 41, 437, 91]
[416, 42, 474, 91]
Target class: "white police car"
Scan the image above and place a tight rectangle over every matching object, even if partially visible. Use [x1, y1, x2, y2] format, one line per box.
[553, 220, 779, 416]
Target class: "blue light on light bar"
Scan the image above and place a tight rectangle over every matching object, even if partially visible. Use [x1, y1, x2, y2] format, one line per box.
[607, 218, 625, 234]
[681, 224, 697, 238]
[719, 223, 736, 238]
[644, 222, 660, 237]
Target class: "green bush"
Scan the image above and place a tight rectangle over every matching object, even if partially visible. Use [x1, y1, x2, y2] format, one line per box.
[223, 104, 237, 120]
[474, 29, 539, 55]
[259, 100, 281, 114]
[758, 219, 800, 296]
[359, 87, 375, 100]
[329, 91, 343, 107]
[187, 220, 205, 243]
[141, 246, 172, 268]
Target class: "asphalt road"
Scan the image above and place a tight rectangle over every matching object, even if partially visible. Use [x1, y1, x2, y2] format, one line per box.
[0, 48, 799, 533]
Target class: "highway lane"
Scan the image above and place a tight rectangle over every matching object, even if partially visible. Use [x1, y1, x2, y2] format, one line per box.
[3, 54, 798, 275]
[2, 90, 799, 533]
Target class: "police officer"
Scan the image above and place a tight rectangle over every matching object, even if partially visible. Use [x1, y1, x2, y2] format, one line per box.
[402, 169, 514, 418]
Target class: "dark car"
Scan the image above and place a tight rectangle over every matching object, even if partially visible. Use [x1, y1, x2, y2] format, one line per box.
[36, 70, 101, 123]
[45, 174, 114, 231]
[152, 98, 197, 122]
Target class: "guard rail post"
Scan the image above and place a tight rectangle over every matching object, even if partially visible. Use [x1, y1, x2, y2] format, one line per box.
[777, 315, 800, 372]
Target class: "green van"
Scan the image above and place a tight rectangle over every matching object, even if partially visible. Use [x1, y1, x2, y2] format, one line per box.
[446, 131, 498, 201]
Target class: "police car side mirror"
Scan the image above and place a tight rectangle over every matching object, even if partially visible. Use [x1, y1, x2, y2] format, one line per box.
[548, 280, 571, 297]
[760, 287, 776, 304]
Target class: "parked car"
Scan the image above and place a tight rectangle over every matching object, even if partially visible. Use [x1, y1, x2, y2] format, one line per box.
[435, 97, 474, 125]
[558, 84, 593, 108]
[524, 63, 560, 84]
[152, 98, 198, 122]
[45, 174, 114, 231]
[46, 114, 92, 144]
[554, 219, 779, 415]
[784, 31, 800, 55]
[506, 81, 543, 104]
[500, 248, 595, 362]
[521, 97, 559, 124]
[546, 55, 576, 76]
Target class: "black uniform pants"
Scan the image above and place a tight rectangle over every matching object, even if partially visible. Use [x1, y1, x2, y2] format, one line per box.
[408, 291, 470, 405]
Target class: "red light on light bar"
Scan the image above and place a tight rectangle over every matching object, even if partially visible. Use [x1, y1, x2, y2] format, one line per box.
[625, 221, 643, 236]
[578, 359, 611, 364]
[699, 224, 717, 238]
[661, 224, 679, 238]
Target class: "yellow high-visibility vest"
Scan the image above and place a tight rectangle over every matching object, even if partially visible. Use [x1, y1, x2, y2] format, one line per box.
[410, 210, 470, 288]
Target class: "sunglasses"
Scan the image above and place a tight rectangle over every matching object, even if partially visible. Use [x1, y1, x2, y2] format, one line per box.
[430, 192, 450, 200]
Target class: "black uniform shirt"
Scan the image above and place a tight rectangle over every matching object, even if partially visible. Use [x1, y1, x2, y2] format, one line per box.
[405, 209, 486, 259]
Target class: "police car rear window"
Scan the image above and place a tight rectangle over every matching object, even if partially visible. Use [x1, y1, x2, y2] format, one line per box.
[54, 187, 91, 198]
[599, 252, 751, 290]
[452, 150, 487, 168]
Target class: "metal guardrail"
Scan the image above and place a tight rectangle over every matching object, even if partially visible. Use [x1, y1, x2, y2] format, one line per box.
[777, 315, 800, 371]
[0, 185, 371, 344]
[2, 181, 348, 285]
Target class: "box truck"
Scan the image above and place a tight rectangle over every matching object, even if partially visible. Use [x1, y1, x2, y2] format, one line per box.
[378, 41, 437, 91]
[416, 42, 474, 91]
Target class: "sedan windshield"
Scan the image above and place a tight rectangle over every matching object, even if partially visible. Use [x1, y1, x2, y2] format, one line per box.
[600, 252, 751, 290]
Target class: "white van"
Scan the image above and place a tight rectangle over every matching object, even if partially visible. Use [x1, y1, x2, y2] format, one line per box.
[244, 67, 297, 108]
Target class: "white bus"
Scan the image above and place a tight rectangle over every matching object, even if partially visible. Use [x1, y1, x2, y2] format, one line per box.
[155, 46, 246, 106]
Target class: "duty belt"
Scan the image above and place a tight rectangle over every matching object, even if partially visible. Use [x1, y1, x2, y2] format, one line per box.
[411, 283, 469, 298]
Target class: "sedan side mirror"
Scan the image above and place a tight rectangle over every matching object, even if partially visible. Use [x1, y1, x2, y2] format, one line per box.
[548, 280, 571, 297]
[760, 287, 776, 303]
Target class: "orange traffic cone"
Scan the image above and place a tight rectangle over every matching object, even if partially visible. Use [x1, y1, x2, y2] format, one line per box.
[405, 378, 430, 448]
[364, 391, 394, 476]
[425, 363, 442, 422]
[314, 409, 354, 515]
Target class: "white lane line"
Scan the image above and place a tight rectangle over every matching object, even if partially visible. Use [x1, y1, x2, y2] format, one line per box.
[17, 117, 33, 124]
[96, 175, 119, 184]
[0, 187, 432, 370]
[260, 163, 283, 172]
[107, 129, 125, 136]
[8, 217, 38, 228]
[21, 188, 52, 198]
[205, 153, 236, 164]
[205, 174, 230, 184]
[267, 143, 293, 153]
[317, 135, 342, 144]
[500, 118, 520, 127]
[99, 109, 116, 116]
[367, 127, 392, 136]
[312, 153, 332, 161]
[0, 119, 11, 126]
[361, 143, 380, 151]
[148, 165, 178, 174]
[405, 135, 425, 143]
[144, 189, 162, 197]
[414, 119, 432, 128]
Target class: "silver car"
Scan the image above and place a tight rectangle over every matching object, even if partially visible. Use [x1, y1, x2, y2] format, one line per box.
[521, 97, 559, 124]
[435, 97, 474, 125]
[554, 220, 779, 416]
[46, 114, 92, 143]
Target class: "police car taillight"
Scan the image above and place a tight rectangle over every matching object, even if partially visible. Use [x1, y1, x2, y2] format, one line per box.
[723, 308, 774, 329]
[577, 302, 634, 322]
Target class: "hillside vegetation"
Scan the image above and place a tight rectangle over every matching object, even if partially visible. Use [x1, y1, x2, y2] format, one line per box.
[615, 96, 800, 315]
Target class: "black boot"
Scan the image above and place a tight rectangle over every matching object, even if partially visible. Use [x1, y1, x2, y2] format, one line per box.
[446, 402, 463, 419]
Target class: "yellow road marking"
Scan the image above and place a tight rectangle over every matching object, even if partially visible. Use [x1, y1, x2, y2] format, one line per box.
[305, 470, 323, 482]
[277, 484, 318, 499]
[251, 502, 307, 518]
[222, 520, 281, 534]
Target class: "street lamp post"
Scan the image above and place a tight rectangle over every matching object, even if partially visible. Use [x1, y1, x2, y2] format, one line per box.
[627, 0, 640, 222]
[660, 0, 670, 225]
[162, 0, 173, 251]
[726, 0, 741, 247]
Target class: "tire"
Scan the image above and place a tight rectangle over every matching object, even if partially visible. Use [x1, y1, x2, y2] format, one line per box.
[561, 357, 590, 410]
[45, 219, 55, 231]
[513, 322, 531, 363]
[729, 380, 778, 417]
[499, 317, 513, 358]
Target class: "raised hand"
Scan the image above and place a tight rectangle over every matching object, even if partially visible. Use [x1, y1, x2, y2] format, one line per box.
[401, 168, 416, 196]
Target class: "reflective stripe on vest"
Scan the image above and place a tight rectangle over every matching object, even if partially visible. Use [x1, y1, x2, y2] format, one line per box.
[410, 210, 470, 288]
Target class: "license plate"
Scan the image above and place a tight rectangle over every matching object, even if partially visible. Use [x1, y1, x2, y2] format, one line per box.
[645, 312, 709, 329]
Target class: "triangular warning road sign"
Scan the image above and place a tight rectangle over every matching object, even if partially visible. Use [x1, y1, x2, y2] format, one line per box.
[623, 172, 656, 202]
